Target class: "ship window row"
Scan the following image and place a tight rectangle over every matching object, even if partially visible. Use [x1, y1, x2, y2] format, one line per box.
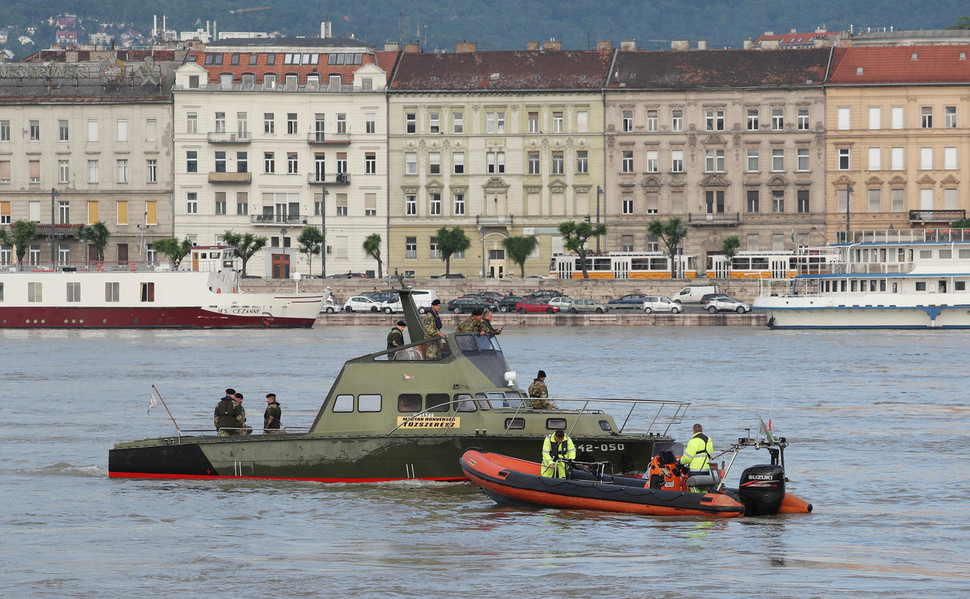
[14, 281, 155, 303]
[819, 279, 967, 293]
[330, 391, 531, 413]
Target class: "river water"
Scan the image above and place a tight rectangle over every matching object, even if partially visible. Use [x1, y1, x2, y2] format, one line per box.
[3, 326, 968, 598]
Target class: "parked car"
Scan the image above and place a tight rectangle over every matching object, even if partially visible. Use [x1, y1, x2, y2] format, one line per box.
[343, 296, 382, 312]
[525, 289, 564, 300]
[706, 296, 752, 313]
[566, 298, 608, 314]
[430, 273, 466, 279]
[381, 289, 438, 314]
[361, 291, 397, 303]
[473, 291, 505, 303]
[525, 274, 549, 279]
[516, 298, 560, 313]
[447, 297, 495, 314]
[642, 296, 683, 314]
[699, 293, 732, 308]
[497, 295, 524, 312]
[327, 272, 369, 279]
[673, 284, 720, 303]
[547, 296, 573, 311]
[607, 293, 648, 310]
[320, 295, 341, 314]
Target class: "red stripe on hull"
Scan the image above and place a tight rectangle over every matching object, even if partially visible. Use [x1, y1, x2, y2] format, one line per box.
[108, 471, 467, 483]
[0, 306, 316, 328]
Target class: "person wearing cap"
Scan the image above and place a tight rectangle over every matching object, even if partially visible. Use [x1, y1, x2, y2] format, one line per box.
[234, 393, 253, 435]
[541, 429, 576, 477]
[214, 388, 240, 435]
[456, 309, 486, 334]
[482, 309, 502, 336]
[423, 299, 446, 359]
[529, 370, 555, 409]
[681, 423, 714, 491]
[264, 393, 283, 434]
[387, 320, 407, 349]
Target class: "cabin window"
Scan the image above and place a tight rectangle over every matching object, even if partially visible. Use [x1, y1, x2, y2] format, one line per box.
[505, 392, 529, 408]
[475, 393, 491, 410]
[455, 334, 479, 352]
[105, 282, 119, 302]
[28, 282, 42, 302]
[956, 281, 966, 291]
[332, 394, 354, 412]
[426, 393, 450, 412]
[599, 420, 613, 432]
[398, 394, 422, 412]
[140, 282, 155, 302]
[504, 418, 525, 430]
[915, 282, 927, 291]
[66, 282, 80, 302]
[487, 391, 509, 408]
[358, 394, 382, 412]
[455, 394, 477, 412]
[0, 282, 3, 301]
[546, 418, 567, 431]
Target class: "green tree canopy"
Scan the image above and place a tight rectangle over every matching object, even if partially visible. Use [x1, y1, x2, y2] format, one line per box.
[362, 233, 383, 279]
[950, 218, 970, 228]
[436, 227, 471, 275]
[223, 230, 268, 277]
[297, 227, 324, 276]
[78, 221, 111, 263]
[152, 237, 193, 269]
[945, 16, 970, 29]
[558, 220, 607, 279]
[502, 235, 539, 278]
[720, 234, 741, 278]
[647, 218, 689, 278]
[11, 220, 38, 268]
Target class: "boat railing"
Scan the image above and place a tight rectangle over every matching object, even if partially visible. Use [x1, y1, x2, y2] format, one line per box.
[2, 260, 173, 273]
[836, 228, 970, 245]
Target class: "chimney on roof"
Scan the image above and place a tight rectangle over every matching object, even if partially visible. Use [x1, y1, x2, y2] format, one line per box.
[765, 31, 774, 36]
[743, 39, 754, 50]
[404, 43, 420, 53]
[320, 21, 332, 39]
[697, 39, 707, 50]
[596, 40, 612, 50]
[762, 39, 781, 50]
[813, 37, 833, 48]
[384, 42, 400, 51]
[620, 40, 636, 50]
[527, 41, 539, 50]
[456, 42, 477, 53]
[671, 39, 689, 51]
[543, 39, 562, 51]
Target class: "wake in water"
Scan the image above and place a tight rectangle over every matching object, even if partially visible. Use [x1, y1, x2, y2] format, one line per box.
[2, 462, 107, 478]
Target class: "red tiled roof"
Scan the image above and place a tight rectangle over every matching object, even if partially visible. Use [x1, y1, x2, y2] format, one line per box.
[828, 45, 970, 84]
[187, 48, 381, 84]
[390, 50, 614, 91]
[611, 49, 830, 89]
[755, 31, 841, 45]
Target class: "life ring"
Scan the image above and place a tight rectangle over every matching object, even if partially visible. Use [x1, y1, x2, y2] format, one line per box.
[129, 262, 138, 271]
[95, 263, 104, 272]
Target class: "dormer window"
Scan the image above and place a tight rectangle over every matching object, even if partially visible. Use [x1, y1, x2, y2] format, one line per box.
[306, 74, 320, 91]
[328, 74, 342, 92]
[262, 74, 277, 91]
[219, 73, 233, 91]
[188, 75, 200, 89]
[284, 74, 298, 91]
[241, 73, 255, 91]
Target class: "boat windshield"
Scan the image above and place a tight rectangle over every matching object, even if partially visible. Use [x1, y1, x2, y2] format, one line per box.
[454, 333, 502, 354]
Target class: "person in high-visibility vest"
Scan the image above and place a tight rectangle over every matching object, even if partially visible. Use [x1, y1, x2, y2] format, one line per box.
[541, 429, 576, 477]
[680, 423, 713, 472]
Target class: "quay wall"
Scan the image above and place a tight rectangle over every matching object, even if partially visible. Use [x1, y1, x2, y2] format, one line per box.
[315, 311, 766, 327]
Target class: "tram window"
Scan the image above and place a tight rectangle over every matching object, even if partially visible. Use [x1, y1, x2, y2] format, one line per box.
[426, 393, 450, 412]
[455, 393, 477, 412]
[631, 258, 650, 271]
[594, 258, 611, 271]
[398, 393, 422, 412]
[332, 394, 354, 412]
[546, 418, 567, 431]
[358, 394, 382, 412]
[649, 257, 667, 270]
[504, 418, 525, 430]
[455, 334, 478, 352]
[752, 257, 769, 269]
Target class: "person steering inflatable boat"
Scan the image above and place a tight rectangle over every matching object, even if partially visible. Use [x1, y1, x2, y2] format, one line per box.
[541, 429, 575, 477]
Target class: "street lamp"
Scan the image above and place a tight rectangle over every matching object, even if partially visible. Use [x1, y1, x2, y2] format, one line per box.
[321, 188, 328, 278]
[595, 185, 604, 253]
[479, 225, 487, 279]
[280, 227, 287, 279]
[675, 224, 686, 279]
[50, 188, 59, 269]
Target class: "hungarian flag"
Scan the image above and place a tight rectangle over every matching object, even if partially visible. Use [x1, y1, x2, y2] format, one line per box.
[759, 418, 777, 444]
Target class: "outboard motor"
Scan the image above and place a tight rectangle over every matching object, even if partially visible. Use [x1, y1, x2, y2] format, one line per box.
[737, 464, 786, 516]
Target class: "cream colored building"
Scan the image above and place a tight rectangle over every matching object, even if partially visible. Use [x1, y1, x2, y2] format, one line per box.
[387, 43, 611, 278]
[172, 37, 396, 278]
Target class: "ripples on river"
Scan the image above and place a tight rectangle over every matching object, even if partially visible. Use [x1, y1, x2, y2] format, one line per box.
[2, 326, 968, 598]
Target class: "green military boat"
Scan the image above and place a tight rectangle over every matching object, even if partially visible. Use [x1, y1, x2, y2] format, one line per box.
[109, 288, 688, 482]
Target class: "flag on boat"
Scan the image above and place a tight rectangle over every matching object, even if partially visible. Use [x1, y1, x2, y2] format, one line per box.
[148, 393, 158, 414]
[403, 374, 414, 380]
[759, 418, 777, 444]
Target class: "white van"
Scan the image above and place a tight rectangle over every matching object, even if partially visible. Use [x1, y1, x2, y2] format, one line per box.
[673, 284, 720, 303]
[381, 289, 438, 314]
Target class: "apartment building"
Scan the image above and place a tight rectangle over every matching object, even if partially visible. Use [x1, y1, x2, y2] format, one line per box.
[172, 36, 397, 278]
[605, 47, 831, 267]
[825, 46, 970, 241]
[387, 41, 611, 278]
[0, 48, 180, 267]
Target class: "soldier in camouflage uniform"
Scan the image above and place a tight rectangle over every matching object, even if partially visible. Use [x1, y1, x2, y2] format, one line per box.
[264, 393, 283, 434]
[214, 388, 240, 435]
[234, 393, 253, 435]
[456, 309, 486, 334]
[528, 370, 556, 410]
[387, 321, 407, 349]
[482, 309, 502, 335]
[423, 299, 446, 359]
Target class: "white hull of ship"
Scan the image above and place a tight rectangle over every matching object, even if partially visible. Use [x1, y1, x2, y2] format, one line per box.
[755, 294, 970, 329]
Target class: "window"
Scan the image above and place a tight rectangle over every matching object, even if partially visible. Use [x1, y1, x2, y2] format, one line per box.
[59, 120, 69, 141]
[706, 109, 724, 131]
[288, 152, 299, 174]
[945, 106, 957, 129]
[797, 148, 809, 172]
[287, 113, 298, 135]
[891, 106, 904, 129]
[215, 192, 227, 215]
[28, 282, 42, 302]
[58, 201, 70, 224]
[487, 151, 505, 174]
[405, 237, 417, 259]
[365, 113, 376, 134]
[891, 147, 904, 171]
[945, 147, 958, 170]
[429, 112, 440, 134]
[797, 189, 810, 213]
[921, 107, 933, 128]
[265, 152, 276, 174]
[891, 188, 904, 212]
[747, 189, 759, 213]
[945, 188, 958, 210]
[646, 150, 658, 173]
[797, 108, 810, 130]
[0, 120, 9, 142]
[236, 152, 247, 173]
[671, 109, 683, 132]
[116, 159, 128, 183]
[147, 159, 157, 182]
[838, 108, 851, 130]
[366, 152, 377, 174]
[771, 108, 784, 131]
[236, 193, 248, 216]
[264, 113, 275, 134]
[454, 192, 465, 215]
[215, 151, 227, 172]
[0, 200, 8, 223]
[429, 237, 440, 259]
[552, 151, 564, 174]
[747, 109, 759, 131]
[869, 107, 881, 130]
[405, 113, 417, 134]
[429, 152, 440, 175]
[66, 281, 81, 303]
[405, 153, 417, 175]
[486, 111, 505, 133]
[621, 150, 634, 173]
[29, 160, 40, 183]
[838, 148, 850, 170]
[621, 194, 634, 214]
[576, 110, 588, 132]
[336, 194, 348, 216]
[88, 160, 99, 183]
[705, 149, 724, 173]
[336, 114, 347, 135]
[746, 149, 759, 172]
[29, 120, 40, 141]
[671, 150, 684, 173]
[429, 194, 441, 216]
[58, 160, 70, 183]
[706, 190, 725, 213]
[576, 150, 588, 174]
[116, 119, 128, 142]
[553, 111, 564, 133]
[405, 195, 417, 216]
[646, 110, 658, 132]
[868, 147, 881, 171]
[453, 111, 463, 134]
[622, 110, 633, 132]
[771, 190, 784, 213]
[186, 193, 198, 214]
[364, 193, 377, 217]
[868, 189, 881, 212]
[920, 147, 933, 170]
[528, 151, 540, 175]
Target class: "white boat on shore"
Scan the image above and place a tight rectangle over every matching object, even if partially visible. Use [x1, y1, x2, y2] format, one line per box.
[0, 246, 325, 329]
[754, 229, 970, 329]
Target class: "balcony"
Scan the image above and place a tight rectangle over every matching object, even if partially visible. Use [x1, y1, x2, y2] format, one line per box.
[476, 214, 514, 227]
[687, 212, 741, 227]
[208, 172, 252, 184]
[251, 215, 307, 226]
[207, 131, 251, 144]
[307, 132, 350, 145]
[909, 209, 965, 224]
[35, 223, 83, 238]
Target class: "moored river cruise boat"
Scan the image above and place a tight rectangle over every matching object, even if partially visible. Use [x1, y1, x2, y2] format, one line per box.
[754, 228, 970, 329]
[0, 246, 324, 328]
